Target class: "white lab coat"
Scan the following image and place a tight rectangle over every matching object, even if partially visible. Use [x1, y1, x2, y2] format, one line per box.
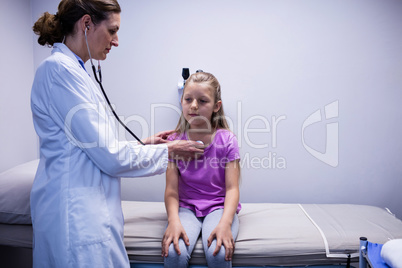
[30, 43, 168, 268]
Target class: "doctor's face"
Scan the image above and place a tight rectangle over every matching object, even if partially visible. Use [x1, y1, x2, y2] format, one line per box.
[91, 12, 120, 60]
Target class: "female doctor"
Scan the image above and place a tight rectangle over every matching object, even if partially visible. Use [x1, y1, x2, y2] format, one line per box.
[30, 0, 203, 267]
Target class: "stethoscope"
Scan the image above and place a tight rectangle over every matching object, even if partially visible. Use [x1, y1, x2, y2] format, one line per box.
[85, 26, 145, 145]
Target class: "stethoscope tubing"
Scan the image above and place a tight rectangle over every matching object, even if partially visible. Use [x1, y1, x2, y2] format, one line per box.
[85, 27, 145, 145]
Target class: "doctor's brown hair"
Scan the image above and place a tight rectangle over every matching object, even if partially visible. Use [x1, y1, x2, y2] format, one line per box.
[33, 0, 121, 47]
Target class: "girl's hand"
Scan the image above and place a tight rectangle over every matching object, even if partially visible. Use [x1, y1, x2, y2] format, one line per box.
[161, 221, 190, 257]
[207, 222, 235, 261]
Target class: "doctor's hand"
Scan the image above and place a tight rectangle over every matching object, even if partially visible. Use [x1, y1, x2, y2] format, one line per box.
[141, 130, 175, 145]
[162, 221, 190, 257]
[167, 140, 205, 161]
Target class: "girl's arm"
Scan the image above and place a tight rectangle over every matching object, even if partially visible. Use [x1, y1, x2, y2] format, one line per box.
[207, 159, 240, 261]
[161, 161, 190, 257]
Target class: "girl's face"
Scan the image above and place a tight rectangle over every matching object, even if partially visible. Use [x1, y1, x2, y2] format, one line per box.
[89, 12, 120, 60]
[181, 82, 221, 130]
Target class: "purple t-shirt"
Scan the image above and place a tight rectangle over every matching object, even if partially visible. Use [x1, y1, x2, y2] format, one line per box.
[168, 129, 241, 217]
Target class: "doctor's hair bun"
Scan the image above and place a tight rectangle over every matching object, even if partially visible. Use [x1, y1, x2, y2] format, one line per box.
[33, 12, 63, 47]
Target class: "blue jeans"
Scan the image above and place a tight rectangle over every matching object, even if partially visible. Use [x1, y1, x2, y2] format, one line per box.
[164, 207, 239, 268]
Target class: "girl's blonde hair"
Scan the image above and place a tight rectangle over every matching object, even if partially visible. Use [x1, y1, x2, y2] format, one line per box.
[174, 71, 229, 133]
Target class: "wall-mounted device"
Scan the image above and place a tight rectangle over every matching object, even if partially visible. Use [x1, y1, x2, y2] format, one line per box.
[178, 68, 190, 105]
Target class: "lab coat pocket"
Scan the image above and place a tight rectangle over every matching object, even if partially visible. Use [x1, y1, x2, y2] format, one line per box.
[68, 186, 111, 246]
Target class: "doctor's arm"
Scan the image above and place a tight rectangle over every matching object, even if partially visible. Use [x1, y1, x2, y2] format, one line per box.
[45, 65, 170, 177]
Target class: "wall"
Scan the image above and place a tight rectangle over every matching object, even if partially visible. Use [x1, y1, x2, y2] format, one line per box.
[0, 0, 37, 172]
[29, 0, 402, 218]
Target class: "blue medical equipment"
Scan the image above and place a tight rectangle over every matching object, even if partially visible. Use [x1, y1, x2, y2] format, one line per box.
[85, 26, 145, 145]
[359, 237, 390, 268]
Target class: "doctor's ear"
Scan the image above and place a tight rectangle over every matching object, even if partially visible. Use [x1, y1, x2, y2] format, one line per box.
[81, 14, 92, 32]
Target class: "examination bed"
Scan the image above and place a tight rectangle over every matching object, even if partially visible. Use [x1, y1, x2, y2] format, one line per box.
[1, 160, 402, 268]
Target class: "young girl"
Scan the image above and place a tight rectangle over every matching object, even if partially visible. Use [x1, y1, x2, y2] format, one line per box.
[161, 71, 241, 268]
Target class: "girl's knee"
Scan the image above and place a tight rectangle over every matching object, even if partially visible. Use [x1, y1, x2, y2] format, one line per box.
[205, 245, 231, 267]
[164, 243, 190, 267]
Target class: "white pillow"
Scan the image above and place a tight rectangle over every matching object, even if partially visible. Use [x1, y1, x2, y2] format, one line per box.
[381, 239, 402, 268]
[0, 160, 39, 224]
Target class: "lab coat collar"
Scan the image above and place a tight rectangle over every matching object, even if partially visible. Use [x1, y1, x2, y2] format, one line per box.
[53, 43, 88, 74]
